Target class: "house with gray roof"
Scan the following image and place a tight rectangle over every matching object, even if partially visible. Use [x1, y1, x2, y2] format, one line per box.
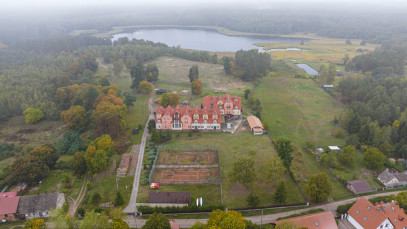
[17, 193, 65, 220]
[378, 168, 407, 187]
[346, 180, 372, 194]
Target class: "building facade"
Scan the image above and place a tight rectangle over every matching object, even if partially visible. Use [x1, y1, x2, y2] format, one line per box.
[203, 94, 242, 116]
[17, 193, 65, 220]
[155, 105, 221, 131]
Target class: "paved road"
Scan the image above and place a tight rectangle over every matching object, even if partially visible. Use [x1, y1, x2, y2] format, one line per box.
[132, 190, 406, 228]
[124, 95, 154, 226]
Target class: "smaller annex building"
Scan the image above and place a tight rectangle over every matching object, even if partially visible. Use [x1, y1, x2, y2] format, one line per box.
[247, 116, 264, 135]
[347, 180, 372, 194]
[148, 192, 191, 206]
[18, 193, 65, 220]
[378, 168, 407, 187]
[347, 196, 407, 229]
[272, 211, 337, 229]
[0, 194, 19, 222]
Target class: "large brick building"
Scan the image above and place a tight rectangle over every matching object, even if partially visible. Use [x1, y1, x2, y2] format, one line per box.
[155, 94, 242, 131]
[203, 94, 242, 116]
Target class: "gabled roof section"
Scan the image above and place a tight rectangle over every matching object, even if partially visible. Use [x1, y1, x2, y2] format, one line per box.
[347, 197, 388, 229]
[247, 116, 263, 129]
[273, 211, 337, 229]
[378, 169, 398, 184]
[0, 196, 19, 215]
[17, 193, 62, 214]
[347, 180, 372, 194]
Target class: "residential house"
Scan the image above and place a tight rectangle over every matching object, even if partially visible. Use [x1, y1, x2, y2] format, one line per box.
[17, 193, 65, 220]
[155, 105, 221, 131]
[272, 211, 337, 229]
[247, 116, 264, 135]
[203, 94, 242, 116]
[148, 192, 191, 205]
[347, 196, 407, 229]
[0, 194, 19, 222]
[378, 169, 407, 187]
[170, 219, 180, 229]
[347, 180, 372, 194]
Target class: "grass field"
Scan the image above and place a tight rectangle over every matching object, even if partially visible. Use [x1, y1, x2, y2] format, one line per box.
[0, 116, 65, 147]
[252, 77, 355, 198]
[138, 131, 305, 209]
[153, 56, 252, 95]
[256, 36, 378, 64]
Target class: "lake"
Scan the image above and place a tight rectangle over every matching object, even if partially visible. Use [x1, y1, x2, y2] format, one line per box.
[296, 64, 318, 75]
[111, 29, 305, 52]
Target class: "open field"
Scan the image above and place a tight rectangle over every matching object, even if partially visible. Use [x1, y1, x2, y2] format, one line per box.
[138, 132, 305, 209]
[0, 116, 65, 147]
[252, 77, 378, 198]
[256, 36, 378, 64]
[153, 56, 252, 95]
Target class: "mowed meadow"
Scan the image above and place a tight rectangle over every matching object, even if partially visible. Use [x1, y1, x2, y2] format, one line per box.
[252, 77, 354, 198]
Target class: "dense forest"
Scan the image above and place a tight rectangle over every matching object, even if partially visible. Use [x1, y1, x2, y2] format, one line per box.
[337, 76, 407, 158]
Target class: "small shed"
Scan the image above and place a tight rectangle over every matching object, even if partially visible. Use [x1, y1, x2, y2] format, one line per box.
[347, 180, 372, 194]
[148, 192, 191, 205]
[247, 116, 264, 135]
[328, 146, 340, 152]
[323, 85, 334, 88]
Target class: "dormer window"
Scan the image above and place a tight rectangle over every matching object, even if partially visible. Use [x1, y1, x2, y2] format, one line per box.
[203, 113, 208, 119]
[194, 120, 198, 123]
[194, 113, 199, 119]
[217, 100, 223, 105]
[157, 120, 161, 124]
[367, 206, 371, 210]
[356, 210, 360, 214]
[204, 120, 208, 124]
[213, 120, 217, 123]
[363, 217, 367, 221]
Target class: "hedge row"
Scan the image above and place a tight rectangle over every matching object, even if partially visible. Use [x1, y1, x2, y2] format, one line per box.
[137, 205, 224, 214]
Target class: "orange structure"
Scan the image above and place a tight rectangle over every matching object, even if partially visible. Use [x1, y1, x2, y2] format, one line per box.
[203, 93, 242, 116]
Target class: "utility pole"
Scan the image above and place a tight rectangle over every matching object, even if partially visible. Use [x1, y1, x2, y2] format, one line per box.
[260, 209, 263, 229]
[116, 176, 119, 191]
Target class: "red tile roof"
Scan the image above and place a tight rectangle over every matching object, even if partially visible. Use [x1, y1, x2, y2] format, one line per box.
[273, 211, 337, 229]
[0, 196, 19, 215]
[347, 196, 407, 229]
[155, 105, 221, 124]
[203, 94, 242, 110]
[0, 192, 18, 198]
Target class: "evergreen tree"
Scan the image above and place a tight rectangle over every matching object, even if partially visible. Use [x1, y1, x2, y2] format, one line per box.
[115, 192, 124, 206]
[273, 180, 287, 204]
[246, 192, 259, 207]
[273, 138, 294, 169]
[130, 61, 145, 90]
[188, 65, 199, 82]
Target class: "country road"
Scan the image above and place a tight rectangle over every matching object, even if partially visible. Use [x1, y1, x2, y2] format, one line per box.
[132, 190, 406, 228]
[124, 93, 154, 227]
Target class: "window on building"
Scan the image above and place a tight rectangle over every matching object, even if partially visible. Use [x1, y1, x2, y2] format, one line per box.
[226, 104, 231, 109]
[395, 219, 397, 223]
[392, 207, 395, 211]
[315, 222, 319, 226]
[356, 210, 360, 214]
[363, 217, 367, 221]
[214, 120, 217, 123]
[194, 120, 198, 123]
[367, 206, 371, 210]
[185, 117, 188, 120]
[172, 119, 182, 128]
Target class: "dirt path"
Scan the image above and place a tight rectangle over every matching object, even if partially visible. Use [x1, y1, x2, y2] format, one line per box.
[127, 145, 140, 176]
[67, 174, 88, 217]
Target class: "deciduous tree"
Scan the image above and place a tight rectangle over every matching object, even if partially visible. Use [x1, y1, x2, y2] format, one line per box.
[23, 108, 44, 123]
[73, 152, 87, 175]
[130, 61, 145, 90]
[11, 155, 48, 185]
[142, 213, 170, 229]
[304, 172, 332, 203]
[339, 145, 355, 165]
[207, 210, 246, 229]
[146, 63, 159, 82]
[138, 81, 154, 94]
[364, 147, 386, 170]
[191, 79, 202, 95]
[267, 156, 286, 183]
[29, 145, 58, 169]
[229, 155, 256, 189]
[61, 105, 88, 130]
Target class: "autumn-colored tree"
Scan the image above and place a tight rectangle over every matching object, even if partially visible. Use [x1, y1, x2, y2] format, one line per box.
[24, 218, 46, 229]
[93, 93, 127, 137]
[85, 135, 115, 174]
[23, 108, 44, 124]
[61, 105, 88, 130]
[138, 81, 154, 94]
[304, 172, 332, 202]
[111, 218, 130, 229]
[29, 145, 59, 169]
[80, 211, 109, 229]
[207, 210, 246, 229]
[191, 79, 202, 95]
[169, 93, 180, 106]
[146, 63, 159, 82]
[11, 155, 48, 185]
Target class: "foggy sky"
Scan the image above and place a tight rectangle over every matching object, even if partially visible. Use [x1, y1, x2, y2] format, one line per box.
[4, 0, 407, 10]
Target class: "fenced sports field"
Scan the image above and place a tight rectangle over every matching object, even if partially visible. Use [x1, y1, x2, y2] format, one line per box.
[149, 144, 221, 185]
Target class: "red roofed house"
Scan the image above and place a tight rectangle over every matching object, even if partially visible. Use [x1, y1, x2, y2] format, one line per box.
[203, 94, 242, 116]
[272, 211, 338, 229]
[0, 195, 20, 222]
[155, 105, 221, 131]
[347, 196, 407, 229]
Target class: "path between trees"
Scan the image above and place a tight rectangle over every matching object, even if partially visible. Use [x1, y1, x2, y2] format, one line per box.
[132, 190, 407, 228]
[67, 174, 89, 217]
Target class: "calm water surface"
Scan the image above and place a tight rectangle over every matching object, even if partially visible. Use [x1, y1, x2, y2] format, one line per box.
[296, 64, 318, 75]
[112, 29, 304, 52]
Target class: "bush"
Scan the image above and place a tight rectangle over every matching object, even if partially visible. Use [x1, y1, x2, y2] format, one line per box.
[141, 170, 150, 185]
[92, 192, 102, 204]
[137, 205, 224, 214]
[77, 207, 85, 217]
[334, 129, 346, 139]
[337, 202, 354, 214]
[63, 201, 70, 213]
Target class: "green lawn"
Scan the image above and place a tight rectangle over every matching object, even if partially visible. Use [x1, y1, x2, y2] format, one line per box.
[153, 56, 252, 95]
[252, 77, 354, 198]
[138, 131, 304, 209]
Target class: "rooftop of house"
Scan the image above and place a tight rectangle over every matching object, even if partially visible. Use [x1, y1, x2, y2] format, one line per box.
[202, 94, 242, 110]
[0, 196, 19, 215]
[378, 169, 398, 183]
[148, 192, 191, 204]
[347, 196, 407, 229]
[0, 191, 18, 198]
[347, 180, 372, 193]
[17, 193, 63, 214]
[273, 211, 337, 229]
